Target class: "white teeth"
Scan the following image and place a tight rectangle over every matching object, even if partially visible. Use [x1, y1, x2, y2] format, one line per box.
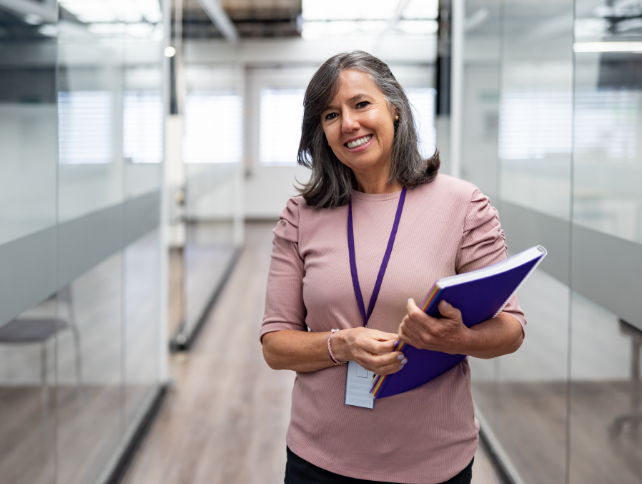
[346, 135, 372, 149]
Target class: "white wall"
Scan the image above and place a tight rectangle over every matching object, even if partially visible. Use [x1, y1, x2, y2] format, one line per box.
[184, 36, 437, 219]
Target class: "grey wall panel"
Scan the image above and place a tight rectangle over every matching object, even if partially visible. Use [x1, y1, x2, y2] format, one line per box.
[497, 200, 642, 330]
[125, 191, 161, 244]
[0, 227, 56, 326]
[497, 200, 571, 285]
[0, 189, 161, 329]
[572, 225, 642, 330]
[57, 203, 124, 289]
[58, 190, 162, 289]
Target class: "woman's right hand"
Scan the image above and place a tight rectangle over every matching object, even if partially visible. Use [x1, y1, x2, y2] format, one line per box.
[333, 328, 407, 376]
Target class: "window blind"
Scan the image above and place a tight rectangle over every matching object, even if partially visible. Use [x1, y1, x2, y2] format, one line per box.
[183, 92, 242, 164]
[259, 88, 305, 165]
[406, 88, 437, 158]
[123, 91, 163, 164]
[59, 91, 113, 164]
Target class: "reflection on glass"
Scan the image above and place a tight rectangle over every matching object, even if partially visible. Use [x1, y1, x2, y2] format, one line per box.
[57, 30, 124, 222]
[460, 0, 501, 198]
[181, 162, 238, 339]
[499, 88, 572, 160]
[184, 220, 236, 337]
[461, 66, 500, 197]
[573, 52, 642, 243]
[56, 25, 125, 479]
[569, 293, 642, 484]
[497, 0, 574, 221]
[123, 91, 163, 164]
[59, 91, 113, 164]
[0, 8, 57, 246]
[569, 1, 642, 481]
[56, 254, 123, 484]
[465, 0, 503, 435]
[0, 7, 58, 481]
[470, 0, 575, 482]
[123, 60, 163, 197]
[0, 297, 59, 484]
[498, 78, 573, 220]
[460, 0, 642, 482]
[173, 64, 243, 345]
[1, 1, 164, 483]
[124, 231, 160, 428]
[496, 271, 570, 484]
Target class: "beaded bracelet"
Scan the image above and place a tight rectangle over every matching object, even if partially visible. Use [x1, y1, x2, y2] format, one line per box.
[327, 329, 343, 365]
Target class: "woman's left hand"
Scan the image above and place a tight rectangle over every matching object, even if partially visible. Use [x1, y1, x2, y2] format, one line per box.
[398, 298, 471, 354]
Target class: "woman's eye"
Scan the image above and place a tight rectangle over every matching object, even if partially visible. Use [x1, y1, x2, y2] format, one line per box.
[356, 101, 370, 109]
[325, 112, 338, 120]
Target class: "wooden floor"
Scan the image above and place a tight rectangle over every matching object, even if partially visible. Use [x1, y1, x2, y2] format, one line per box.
[122, 222, 502, 484]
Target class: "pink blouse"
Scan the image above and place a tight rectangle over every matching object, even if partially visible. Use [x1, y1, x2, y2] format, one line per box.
[260, 174, 526, 483]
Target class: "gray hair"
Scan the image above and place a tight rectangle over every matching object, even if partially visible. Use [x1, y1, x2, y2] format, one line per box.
[297, 50, 440, 209]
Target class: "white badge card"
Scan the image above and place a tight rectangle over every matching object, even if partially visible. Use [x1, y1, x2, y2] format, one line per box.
[344, 361, 375, 409]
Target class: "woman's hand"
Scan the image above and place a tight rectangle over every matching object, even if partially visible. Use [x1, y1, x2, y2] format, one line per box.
[398, 298, 525, 359]
[398, 298, 471, 354]
[332, 328, 406, 376]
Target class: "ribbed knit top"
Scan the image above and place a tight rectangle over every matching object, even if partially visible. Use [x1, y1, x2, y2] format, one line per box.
[260, 174, 526, 483]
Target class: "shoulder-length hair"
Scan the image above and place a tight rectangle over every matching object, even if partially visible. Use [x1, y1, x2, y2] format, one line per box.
[297, 50, 440, 209]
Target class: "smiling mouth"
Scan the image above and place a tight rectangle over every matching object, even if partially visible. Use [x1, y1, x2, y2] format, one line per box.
[345, 135, 372, 149]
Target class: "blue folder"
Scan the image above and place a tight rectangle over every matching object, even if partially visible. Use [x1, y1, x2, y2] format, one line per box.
[371, 246, 547, 399]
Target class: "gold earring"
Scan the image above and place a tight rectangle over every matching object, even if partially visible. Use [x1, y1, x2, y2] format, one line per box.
[395, 115, 399, 121]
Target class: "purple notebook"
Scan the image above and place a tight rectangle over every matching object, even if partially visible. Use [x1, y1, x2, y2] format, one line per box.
[371, 246, 547, 399]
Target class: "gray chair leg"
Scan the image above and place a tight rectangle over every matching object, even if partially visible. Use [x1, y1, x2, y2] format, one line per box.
[71, 324, 83, 404]
[40, 343, 47, 429]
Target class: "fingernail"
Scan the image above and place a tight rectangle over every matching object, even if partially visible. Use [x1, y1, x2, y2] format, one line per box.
[408, 298, 412, 303]
[397, 354, 404, 360]
[402, 358, 408, 365]
[394, 340, 399, 347]
[443, 301, 448, 308]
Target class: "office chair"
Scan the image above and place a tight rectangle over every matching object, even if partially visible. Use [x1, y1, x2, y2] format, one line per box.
[609, 319, 642, 437]
[0, 285, 83, 426]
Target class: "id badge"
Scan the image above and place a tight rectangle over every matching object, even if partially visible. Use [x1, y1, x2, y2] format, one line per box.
[344, 361, 375, 409]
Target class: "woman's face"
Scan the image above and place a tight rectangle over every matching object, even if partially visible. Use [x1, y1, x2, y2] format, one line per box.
[321, 69, 397, 180]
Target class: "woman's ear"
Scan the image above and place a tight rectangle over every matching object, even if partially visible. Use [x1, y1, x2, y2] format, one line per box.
[391, 105, 399, 123]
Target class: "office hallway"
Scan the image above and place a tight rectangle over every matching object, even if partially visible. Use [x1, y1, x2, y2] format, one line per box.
[122, 222, 502, 484]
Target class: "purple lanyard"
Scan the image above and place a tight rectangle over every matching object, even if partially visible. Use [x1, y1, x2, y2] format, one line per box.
[348, 186, 407, 328]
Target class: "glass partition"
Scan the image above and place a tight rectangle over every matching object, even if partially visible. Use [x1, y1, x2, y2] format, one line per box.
[0, 1, 165, 483]
[0, 7, 59, 483]
[461, 0, 503, 435]
[493, 1, 574, 483]
[569, 1, 642, 482]
[122, 39, 163, 433]
[459, 0, 642, 482]
[174, 63, 243, 346]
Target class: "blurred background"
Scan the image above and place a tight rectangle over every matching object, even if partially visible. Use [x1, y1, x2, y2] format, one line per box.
[0, 0, 641, 483]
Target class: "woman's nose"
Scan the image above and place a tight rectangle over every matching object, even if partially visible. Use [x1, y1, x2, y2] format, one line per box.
[341, 112, 359, 132]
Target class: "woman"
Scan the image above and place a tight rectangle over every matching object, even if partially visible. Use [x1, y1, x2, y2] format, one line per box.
[260, 51, 525, 484]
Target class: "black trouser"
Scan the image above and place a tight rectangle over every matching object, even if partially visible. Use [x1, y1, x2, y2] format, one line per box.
[285, 447, 473, 484]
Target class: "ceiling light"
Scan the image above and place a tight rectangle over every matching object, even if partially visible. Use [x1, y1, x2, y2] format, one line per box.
[402, 0, 438, 20]
[574, 42, 642, 52]
[58, 0, 162, 24]
[164, 46, 176, 57]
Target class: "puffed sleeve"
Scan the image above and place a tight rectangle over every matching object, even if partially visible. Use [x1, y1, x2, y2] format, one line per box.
[455, 189, 527, 331]
[260, 197, 307, 341]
